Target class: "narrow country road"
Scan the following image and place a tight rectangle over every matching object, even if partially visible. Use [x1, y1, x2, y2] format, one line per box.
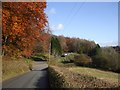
[2, 61, 49, 89]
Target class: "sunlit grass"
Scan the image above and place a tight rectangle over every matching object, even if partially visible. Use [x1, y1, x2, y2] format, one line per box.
[69, 67, 119, 83]
[2, 57, 33, 81]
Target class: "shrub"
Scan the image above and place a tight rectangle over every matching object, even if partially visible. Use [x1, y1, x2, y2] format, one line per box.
[74, 54, 92, 67]
[61, 54, 75, 64]
[92, 55, 107, 69]
[92, 47, 119, 72]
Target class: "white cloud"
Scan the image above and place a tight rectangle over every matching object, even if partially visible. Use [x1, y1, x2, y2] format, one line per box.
[51, 24, 64, 31]
[99, 41, 118, 47]
[56, 24, 64, 30]
[49, 8, 56, 14]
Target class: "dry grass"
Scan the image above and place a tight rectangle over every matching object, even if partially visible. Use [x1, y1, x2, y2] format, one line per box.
[48, 54, 119, 88]
[69, 67, 119, 84]
[2, 56, 33, 81]
[49, 66, 119, 88]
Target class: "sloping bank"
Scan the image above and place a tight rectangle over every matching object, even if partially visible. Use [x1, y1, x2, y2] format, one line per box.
[2, 57, 33, 81]
[48, 66, 119, 88]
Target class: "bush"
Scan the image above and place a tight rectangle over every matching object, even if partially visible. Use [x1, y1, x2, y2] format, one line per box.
[92, 55, 107, 69]
[61, 54, 75, 64]
[74, 54, 92, 67]
[92, 47, 119, 72]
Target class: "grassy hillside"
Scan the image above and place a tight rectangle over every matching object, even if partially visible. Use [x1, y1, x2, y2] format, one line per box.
[48, 54, 119, 88]
[2, 56, 33, 81]
[69, 67, 119, 84]
[49, 66, 119, 88]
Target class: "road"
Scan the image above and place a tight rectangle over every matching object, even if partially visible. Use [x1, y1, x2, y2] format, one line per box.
[2, 61, 49, 89]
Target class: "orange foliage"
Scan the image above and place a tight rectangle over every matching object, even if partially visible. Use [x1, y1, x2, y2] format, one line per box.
[2, 2, 49, 57]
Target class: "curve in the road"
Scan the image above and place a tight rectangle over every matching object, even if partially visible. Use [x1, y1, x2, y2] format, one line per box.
[2, 61, 49, 89]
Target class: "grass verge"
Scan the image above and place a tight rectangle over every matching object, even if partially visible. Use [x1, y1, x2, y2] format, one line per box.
[2, 56, 33, 81]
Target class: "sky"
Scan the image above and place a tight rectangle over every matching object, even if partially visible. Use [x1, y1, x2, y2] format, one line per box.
[45, 2, 118, 47]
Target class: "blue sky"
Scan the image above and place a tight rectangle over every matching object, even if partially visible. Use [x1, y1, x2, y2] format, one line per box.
[45, 2, 118, 47]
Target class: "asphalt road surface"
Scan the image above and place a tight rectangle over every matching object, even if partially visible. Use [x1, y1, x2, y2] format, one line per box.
[2, 61, 49, 89]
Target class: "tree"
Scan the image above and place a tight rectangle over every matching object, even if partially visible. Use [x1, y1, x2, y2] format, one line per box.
[66, 37, 74, 52]
[65, 37, 96, 54]
[88, 44, 101, 56]
[58, 35, 68, 53]
[2, 2, 48, 57]
[92, 47, 119, 72]
[33, 33, 50, 54]
[51, 36, 62, 56]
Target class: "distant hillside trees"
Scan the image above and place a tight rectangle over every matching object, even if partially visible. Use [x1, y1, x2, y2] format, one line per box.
[58, 35, 68, 53]
[53, 35, 97, 55]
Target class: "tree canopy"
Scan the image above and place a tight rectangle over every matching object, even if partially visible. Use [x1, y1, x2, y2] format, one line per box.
[2, 2, 49, 57]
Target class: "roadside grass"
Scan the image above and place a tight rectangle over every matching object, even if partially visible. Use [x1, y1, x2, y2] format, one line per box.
[2, 56, 33, 81]
[2, 53, 50, 81]
[69, 67, 119, 83]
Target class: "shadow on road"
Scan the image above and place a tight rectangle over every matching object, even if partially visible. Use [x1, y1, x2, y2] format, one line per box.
[34, 67, 49, 89]
[31, 57, 47, 62]
[31, 67, 48, 71]
[41, 68, 48, 71]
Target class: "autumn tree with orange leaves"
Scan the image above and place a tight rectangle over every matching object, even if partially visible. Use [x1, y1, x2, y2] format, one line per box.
[2, 2, 49, 58]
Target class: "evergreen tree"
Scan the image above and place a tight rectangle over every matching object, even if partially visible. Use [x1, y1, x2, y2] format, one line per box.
[51, 36, 62, 56]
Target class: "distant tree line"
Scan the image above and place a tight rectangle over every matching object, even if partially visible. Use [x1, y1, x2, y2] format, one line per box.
[56, 35, 97, 55]
[50, 35, 120, 73]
